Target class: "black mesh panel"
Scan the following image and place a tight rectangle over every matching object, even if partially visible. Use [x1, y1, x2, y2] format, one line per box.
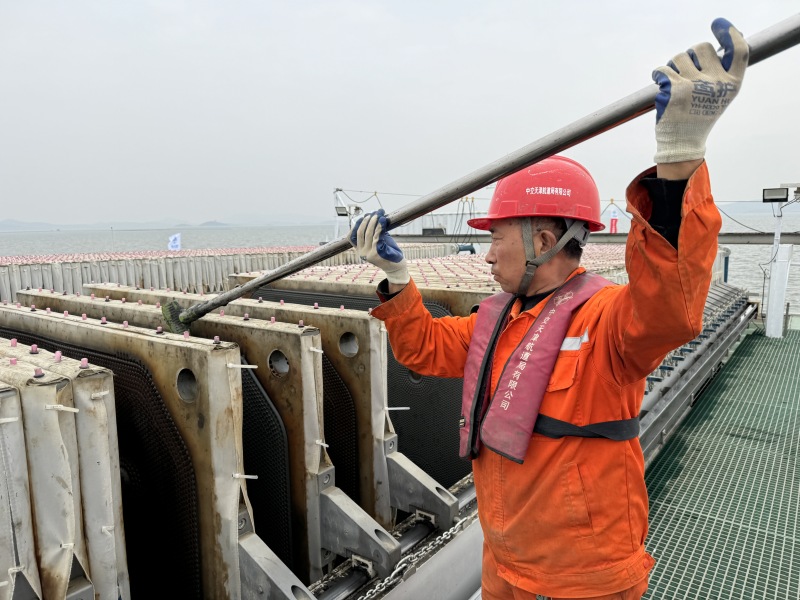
[320, 355, 359, 502]
[239, 355, 293, 568]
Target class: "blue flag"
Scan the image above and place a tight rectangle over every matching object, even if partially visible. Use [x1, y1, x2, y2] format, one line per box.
[168, 233, 181, 250]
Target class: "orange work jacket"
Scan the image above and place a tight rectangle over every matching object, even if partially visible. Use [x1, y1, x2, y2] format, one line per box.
[369, 163, 720, 597]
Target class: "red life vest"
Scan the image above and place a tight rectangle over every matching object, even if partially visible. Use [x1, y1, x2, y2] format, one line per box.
[459, 272, 616, 463]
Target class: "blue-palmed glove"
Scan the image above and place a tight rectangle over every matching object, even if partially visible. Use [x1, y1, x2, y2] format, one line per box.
[349, 209, 410, 285]
[652, 18, 749, 163]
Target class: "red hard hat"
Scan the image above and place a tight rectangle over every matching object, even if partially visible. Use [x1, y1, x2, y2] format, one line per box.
[467, 155, 605, 232]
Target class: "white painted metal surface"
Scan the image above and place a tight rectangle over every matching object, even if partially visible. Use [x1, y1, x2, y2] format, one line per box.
[0, 384, 42, 599]
[765, 244, 793, 337]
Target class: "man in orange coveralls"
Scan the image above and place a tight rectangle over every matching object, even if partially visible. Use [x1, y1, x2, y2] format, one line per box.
[350, 18, 747, 600]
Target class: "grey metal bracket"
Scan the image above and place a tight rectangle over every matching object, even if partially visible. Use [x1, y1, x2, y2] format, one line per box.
[383, 433, 399, 456]
[319, 487, 402, 578]
[238, 504, 254, 536]
[387, 452, 459, 530]
[316, 465, 336, 491]
[239, 532, 316, 600]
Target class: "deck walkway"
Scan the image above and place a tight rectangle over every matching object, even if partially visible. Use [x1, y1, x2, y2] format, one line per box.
[644, 326, 799, 599]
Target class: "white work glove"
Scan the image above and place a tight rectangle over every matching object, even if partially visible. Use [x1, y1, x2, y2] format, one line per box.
[653, 18, 748, 163]
[349, 209, 410, 285]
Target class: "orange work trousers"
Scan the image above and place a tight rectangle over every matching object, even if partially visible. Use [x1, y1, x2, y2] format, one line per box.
[481, 544, 650, 600]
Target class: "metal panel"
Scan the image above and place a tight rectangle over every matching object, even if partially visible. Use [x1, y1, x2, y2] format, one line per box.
[0, 305, 247, 600]
[0, 384, 42, 599]
[80, 284, 459, 530]
[81, 285, 392, 521]
[13, 290, 403, 585]
[49, 293, 293, 564]
[0, 340, 130, 600]
[236, 286, 471, 490]
[0, 362, 92, 600]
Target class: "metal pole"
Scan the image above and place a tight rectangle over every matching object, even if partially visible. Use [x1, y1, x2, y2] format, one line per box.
[765, 204, 789, 337]
[176, 14, 800, 326]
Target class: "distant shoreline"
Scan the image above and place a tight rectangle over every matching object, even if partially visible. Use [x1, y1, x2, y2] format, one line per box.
[0, 222, 336, 234]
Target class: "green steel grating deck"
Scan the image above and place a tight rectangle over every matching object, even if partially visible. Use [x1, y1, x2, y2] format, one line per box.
[644, 327, 799, 599]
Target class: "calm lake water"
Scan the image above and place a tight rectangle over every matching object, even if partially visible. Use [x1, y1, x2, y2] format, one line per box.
[2, 203, 800, 311]
[0, 224, 337, 256]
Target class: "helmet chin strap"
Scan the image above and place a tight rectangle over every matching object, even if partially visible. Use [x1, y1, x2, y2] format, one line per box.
[516, 218, 590, 296]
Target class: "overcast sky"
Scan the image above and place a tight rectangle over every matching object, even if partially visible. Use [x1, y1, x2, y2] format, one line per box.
[1, 1, 798, 226]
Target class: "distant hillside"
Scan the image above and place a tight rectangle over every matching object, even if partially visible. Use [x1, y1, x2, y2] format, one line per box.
[0, 219, 58, 232]
[0, 218, 178, 232]
[165, 220, 233, 228]
[0, 217, 337, 232]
